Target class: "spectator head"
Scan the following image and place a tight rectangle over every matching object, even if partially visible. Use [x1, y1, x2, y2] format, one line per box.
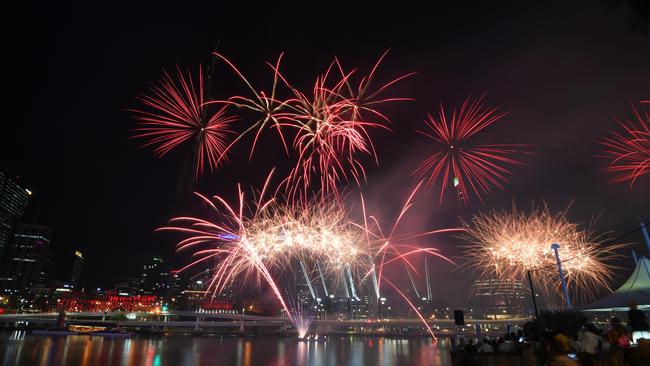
[584, 323, 597, 333]
[628, 301, 638, 310]
[610, 317, 622, 329]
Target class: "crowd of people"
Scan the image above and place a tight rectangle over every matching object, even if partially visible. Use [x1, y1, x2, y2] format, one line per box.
[455, 330, 524, 354]
[547, 303, 649, 366]
[453, 302, 649, 366]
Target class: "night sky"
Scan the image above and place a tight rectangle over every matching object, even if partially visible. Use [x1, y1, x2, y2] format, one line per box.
[5, 1, 649, 305]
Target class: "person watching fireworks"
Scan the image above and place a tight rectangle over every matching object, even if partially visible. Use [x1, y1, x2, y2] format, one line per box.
[627, 301, 649, 344]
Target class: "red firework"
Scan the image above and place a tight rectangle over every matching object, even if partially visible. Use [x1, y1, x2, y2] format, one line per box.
[211, 52, 295, 159]
[412, 94, 531, 206]
[204, 51, 411, 201]
[130, 65, 236, 178]
[599, 101, 650, 188]
[279, 52, 413, 201]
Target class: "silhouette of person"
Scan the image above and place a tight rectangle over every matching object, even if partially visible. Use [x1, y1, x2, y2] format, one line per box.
[627, 301, 649, 343]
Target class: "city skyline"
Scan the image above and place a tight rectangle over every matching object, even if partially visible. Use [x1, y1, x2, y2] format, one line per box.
[4, 1, 649, 306]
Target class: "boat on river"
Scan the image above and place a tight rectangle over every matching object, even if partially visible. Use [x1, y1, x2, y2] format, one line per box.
[89, 328, 134, 338]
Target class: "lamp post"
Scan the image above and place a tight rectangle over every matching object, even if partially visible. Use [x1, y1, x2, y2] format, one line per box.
[240, 307, 245, 332]
[551, 243, 572, 309]
[526, 270, 539, 317]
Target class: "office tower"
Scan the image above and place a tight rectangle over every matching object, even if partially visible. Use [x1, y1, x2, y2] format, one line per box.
[0, 172, 30, 257]
[0, 224, 53, 298]
[138, 256, 171, 296]
[472, 278, 528, 319]
[71, 250, 83, 287]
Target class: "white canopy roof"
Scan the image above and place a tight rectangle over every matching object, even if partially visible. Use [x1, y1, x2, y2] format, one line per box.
[580, 257, 650, 312]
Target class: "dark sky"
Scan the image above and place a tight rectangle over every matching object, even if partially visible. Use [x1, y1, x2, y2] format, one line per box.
[5, 1, 649, 305]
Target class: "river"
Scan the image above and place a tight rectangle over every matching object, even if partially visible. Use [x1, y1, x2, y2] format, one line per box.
[0, 331, 453, 365]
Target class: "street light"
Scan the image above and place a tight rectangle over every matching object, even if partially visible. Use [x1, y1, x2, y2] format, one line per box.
[551, 243, 572, 309]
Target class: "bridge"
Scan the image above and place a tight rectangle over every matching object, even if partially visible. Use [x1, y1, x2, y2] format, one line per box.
[0, 311, 530, 336]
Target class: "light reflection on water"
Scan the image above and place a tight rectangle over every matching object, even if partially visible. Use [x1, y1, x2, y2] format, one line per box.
[0, 331, 452, 366]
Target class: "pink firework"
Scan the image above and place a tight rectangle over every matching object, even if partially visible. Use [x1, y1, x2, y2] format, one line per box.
[205, 51, 412, 201]
[280, 52, 413, 201]
[130, 65, 236, 178]
[157, 172, 294, 322]
[158, 171, 458, 339]
[599, 101, 650, 188]
[412, 94, 532, 206]
[355, 181, 461, 339]
[211, 52, 296, 159]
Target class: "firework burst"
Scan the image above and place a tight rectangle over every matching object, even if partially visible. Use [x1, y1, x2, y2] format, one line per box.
[352, 182, 461, 338]
[246, 198, 366, 273]
[461, 204, 624, 302]
[158, 173, 457, 339]
[130, 65, 236, 178]
[156, 171, 367, 326]
[274, 52, 413, 201]
[599, 101, 650, 188]
[211, 52, 295, 159]
[412, 94, 532, 206]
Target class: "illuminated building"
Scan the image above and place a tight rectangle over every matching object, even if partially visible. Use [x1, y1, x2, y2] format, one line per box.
[71, 250, 83, 287]
[57, 290, 158, 312]
[472, 278, 529, 319]
[138, 256, 172, 297]
[0, 224, 53, 299]
[0, 172, 30, 258]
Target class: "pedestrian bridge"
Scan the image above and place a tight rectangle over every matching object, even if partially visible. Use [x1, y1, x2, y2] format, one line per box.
[0, 311, 530, 335]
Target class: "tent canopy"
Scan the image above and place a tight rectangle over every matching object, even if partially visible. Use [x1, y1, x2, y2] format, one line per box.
[579, 257, 650, 312]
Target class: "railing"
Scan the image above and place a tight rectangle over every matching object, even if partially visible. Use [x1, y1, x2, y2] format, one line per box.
[0, 312, 530, 334]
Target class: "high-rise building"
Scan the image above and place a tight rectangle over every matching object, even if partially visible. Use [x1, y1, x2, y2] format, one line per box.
[472, 278, 529, 319]
[138, 256, 171, 297]
[0, 224, 53, 298]
[71, 250, 83, 287]
[0, 172, 31, 258]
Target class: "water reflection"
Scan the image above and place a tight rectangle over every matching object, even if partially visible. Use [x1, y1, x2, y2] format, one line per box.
[0, 331, 451, 366]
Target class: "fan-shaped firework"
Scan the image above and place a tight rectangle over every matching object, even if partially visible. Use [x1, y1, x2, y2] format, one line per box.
[599, 101, 650, 188]
[412, 94, 531, 206]
[130, 65, 236, 178]
[462, 204, 624, 302]
[246, 199, 366, 272]
[158, 174, 456, 338]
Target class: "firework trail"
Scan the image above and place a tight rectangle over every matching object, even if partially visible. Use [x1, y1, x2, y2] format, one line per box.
[412, 94, 532, 206]
[211, 52, 296, 159]
[157, 171, 295, 322]
[284, 289, 316, 338]
[461, 203, 625, 303]
[281, 52, 414, 202]
[158, 172, 457, 338]
[599, 101, 650, 188]
[353, 181, 461, 339]
[211, 51, 412, 202]
[357, 181, 458, 290]
[130, 65, 236, 179]
[156, 171, 367, 329]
